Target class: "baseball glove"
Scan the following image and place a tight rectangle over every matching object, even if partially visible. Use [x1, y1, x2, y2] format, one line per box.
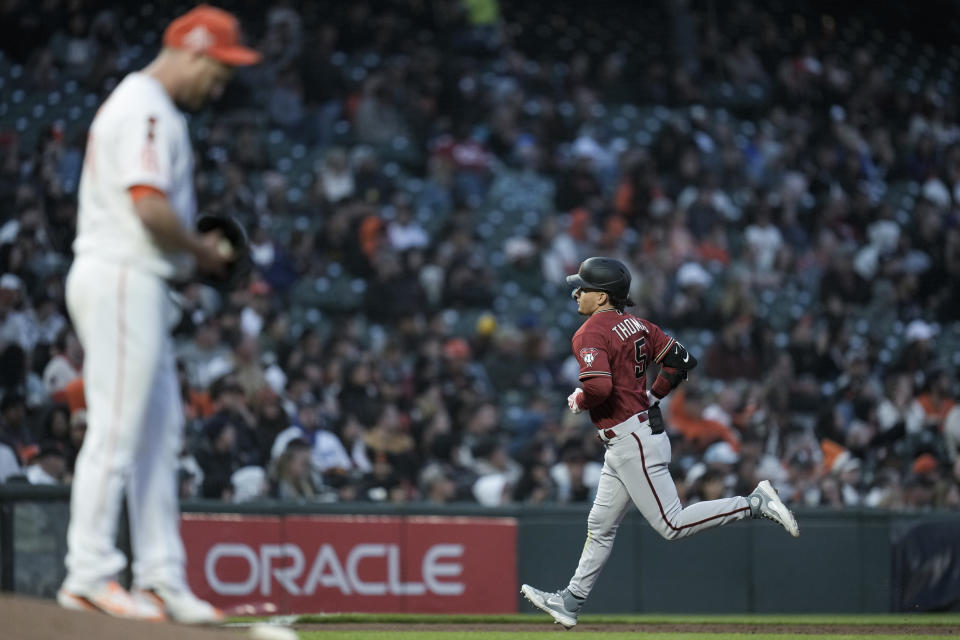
[195, 214, 252, 291]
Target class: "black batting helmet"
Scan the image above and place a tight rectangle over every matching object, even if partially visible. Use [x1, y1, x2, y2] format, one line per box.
[566, 257, 635, 306]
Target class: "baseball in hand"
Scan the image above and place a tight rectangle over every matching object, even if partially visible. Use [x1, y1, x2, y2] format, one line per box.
[217, 237, 235, 259]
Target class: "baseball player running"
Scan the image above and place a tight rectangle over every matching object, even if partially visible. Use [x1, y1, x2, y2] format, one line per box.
[521, 257, 798, 628]
[58, 6, 259, 623]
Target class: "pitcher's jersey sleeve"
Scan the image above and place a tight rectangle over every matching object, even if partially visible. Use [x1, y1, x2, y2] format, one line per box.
[114, 110, 175, 193]
[572, 328, 612, 381]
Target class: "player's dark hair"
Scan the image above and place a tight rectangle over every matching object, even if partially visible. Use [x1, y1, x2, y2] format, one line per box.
[607, 294, 635, 313]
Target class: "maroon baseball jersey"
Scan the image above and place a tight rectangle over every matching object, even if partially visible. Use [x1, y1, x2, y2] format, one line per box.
[571, 309, 676, 430]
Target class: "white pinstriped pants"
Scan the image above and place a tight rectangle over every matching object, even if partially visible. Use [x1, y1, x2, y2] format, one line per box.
[567, 421, 750, 599]
[63, 256, 187, 593]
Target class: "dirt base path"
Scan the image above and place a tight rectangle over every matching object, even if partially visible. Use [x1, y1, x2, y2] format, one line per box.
[0, 594, 241, 640]
[295, 622, 960, 635]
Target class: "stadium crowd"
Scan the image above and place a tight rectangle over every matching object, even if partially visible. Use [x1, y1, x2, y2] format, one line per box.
[0, 0, 958, 511]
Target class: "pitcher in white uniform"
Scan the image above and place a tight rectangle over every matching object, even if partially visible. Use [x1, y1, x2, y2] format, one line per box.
[58, 5, 260, 624]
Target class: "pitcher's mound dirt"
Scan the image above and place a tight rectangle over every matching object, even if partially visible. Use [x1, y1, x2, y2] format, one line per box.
[0, 595, 241, 640]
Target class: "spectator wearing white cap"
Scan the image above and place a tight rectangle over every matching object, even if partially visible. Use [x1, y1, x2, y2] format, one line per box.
[670, 261, 718, 328]
[702, 441, 740, 496]
[892, 319, 939, 375]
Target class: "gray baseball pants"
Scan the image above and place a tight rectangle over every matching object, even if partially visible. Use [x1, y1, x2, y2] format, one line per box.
[567, 417, 751, 599]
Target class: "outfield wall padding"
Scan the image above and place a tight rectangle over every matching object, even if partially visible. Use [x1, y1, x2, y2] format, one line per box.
[0, 485, 955, 613]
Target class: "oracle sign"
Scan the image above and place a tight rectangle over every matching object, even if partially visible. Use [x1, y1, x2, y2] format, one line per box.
[181, 514, 517, 614]
[204, 542, 465, 597]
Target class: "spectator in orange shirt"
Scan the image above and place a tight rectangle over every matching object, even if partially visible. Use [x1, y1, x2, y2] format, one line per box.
[665, 386, 740, 452]
[62, 377, 86, 415]
[914, 369, 955, 431]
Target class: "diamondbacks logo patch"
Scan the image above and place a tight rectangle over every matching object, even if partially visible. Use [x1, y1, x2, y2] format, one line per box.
[579, 347, 599, 367]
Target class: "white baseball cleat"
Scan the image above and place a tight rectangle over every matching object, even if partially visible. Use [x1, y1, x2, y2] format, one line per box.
[750, 480, 800, 537]
[57, 580, 166, 621]
[134, 585, 225, 625]
[521, 584, 579, 629]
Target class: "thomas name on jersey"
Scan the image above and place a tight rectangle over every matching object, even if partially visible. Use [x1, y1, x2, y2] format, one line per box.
[611, 317, 647, 342]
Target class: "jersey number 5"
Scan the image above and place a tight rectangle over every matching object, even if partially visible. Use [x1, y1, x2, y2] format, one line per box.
[634, 337, 647, 379]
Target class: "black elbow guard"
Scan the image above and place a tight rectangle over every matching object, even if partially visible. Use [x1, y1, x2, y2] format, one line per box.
[660, 341, 698, 371]
[660, 367, 686, 387]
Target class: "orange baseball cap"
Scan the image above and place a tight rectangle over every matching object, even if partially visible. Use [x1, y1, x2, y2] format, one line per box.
[163, 5, 261, 66]
[913, 453, 938, 475]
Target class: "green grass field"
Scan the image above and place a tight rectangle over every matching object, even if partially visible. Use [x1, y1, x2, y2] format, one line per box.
[292, 612, 960, 625]
[234, 612, 960, 640]
[296, 635, 948, 640]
